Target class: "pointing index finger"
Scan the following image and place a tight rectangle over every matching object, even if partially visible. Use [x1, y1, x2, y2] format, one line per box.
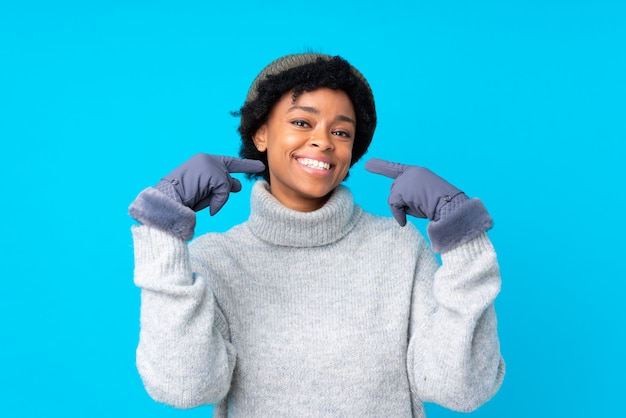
[364, 158, 407, 179]
[220, 156, 266, 174]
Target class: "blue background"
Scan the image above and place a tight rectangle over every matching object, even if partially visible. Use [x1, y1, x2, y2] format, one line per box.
[1, 1, 624, 416]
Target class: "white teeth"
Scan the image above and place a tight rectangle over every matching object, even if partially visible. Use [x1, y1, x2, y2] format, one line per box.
[297, 158, 330, 170]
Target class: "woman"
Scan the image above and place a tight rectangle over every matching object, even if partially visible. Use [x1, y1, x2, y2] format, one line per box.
[129, 53, 505, 417]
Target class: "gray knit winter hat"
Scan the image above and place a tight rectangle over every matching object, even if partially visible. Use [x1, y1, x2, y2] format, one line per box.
[245, 53, 374, 105]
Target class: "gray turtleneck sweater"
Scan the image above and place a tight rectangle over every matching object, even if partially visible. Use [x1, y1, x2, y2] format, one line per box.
[132, 181, 504, 417]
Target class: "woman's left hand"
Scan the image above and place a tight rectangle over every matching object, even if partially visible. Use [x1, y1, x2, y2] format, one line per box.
[365, 158, 464, 226]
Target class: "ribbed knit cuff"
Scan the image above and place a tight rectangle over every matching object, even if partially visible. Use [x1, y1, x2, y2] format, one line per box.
[427, 198, 493, 253]
[129, 187, 196, 241]
[131, 225, 194, 287]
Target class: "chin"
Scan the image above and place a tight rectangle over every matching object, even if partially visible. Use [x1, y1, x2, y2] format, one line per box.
[301, 182, 340, 198]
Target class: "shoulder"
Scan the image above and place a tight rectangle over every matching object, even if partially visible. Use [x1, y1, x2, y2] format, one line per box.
[188, 223, 251, 258]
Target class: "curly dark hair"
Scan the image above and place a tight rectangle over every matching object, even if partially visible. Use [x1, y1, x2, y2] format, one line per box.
[235, 55, 376, 181]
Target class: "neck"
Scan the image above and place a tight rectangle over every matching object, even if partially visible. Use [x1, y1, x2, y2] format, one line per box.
[267, 187, 332, 212]
[247, 181, 361, 247]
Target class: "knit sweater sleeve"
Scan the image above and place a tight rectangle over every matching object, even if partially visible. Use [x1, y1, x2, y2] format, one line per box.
[131, 225, 236, 408]
[407, 232, 505, 412]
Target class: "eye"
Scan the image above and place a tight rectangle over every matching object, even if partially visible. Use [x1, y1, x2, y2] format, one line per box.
[332, 130, 352, 139]
[291, 120, 310, 128]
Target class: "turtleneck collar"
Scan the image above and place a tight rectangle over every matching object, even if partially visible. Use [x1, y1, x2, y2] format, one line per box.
[247, 181, 362, 247]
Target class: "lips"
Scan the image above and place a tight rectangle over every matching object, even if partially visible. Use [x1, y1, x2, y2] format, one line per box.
[296, 157, 331, 171]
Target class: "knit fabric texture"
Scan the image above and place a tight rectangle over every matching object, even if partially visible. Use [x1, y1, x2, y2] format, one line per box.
[245, 53, 373, 104]
[132, 181, 505, 417]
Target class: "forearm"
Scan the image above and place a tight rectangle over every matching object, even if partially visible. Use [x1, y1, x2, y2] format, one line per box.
[408, 233, 504, 411]
[132, 225, 235, 408]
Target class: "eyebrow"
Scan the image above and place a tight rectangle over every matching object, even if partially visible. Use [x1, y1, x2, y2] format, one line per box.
[287, 106, 356, 126]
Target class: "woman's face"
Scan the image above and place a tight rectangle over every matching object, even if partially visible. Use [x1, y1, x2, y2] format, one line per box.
[253, 88, 356, 212]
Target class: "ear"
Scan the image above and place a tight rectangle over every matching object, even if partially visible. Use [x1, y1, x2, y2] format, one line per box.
[252, 124, 268, 152]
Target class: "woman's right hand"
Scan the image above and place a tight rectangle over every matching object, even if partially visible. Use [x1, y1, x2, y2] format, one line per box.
[158, 153, 265, 215]
[130, 154, 265, 240]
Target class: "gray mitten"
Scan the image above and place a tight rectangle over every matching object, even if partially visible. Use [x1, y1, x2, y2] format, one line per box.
[129, 154, 265, 240]
[365, 158, 492, 253]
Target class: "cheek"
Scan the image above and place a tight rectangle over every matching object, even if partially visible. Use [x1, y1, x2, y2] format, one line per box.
[266, 131, 302, 154]
[338, 142, 354, 164]
[334, 143, 353, 179]
[265, 149, 282, 172]
[264, 146, 292, 179]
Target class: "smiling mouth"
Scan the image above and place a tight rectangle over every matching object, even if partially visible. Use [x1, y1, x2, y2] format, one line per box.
[296, 158, 331, 171]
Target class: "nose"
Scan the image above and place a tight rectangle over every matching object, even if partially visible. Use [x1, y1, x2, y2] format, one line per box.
[309, 129, 334, 151]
